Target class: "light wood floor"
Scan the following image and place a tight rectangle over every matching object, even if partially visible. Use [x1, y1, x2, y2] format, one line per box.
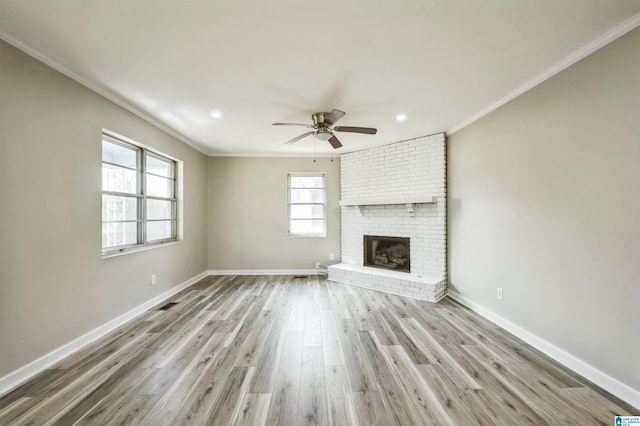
[0, 275, 636, 425]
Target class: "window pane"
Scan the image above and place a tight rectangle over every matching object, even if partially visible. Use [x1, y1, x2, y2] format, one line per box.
[290, 220, 325, 235]
[102, 163, 138, 194]
[102, 222, 137, 248]
[146, 154, 173, 178]
[147, 199, 172, 220]
[290, 204, 324, 219]
[102, 140, 137, 168]
[146, 174, 173, 198]
[290, 188, 324, 203]
[290, 176, 324, 188]
[147, 220, 173, 241]
[102, 195, 137, 221]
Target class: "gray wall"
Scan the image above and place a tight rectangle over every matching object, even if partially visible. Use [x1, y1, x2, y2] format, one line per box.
[0, 40, 209, 378]
[207, 157, 341, 270]
[448, 28, 640, 390]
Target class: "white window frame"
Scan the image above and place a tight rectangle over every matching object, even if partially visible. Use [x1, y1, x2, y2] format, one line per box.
[287, 173, 327, 237]
[102, 132, 178, 254]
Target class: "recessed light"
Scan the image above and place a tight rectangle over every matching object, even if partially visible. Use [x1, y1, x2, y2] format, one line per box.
[396, 114, 406, 122]
[211, 111, 222, 119]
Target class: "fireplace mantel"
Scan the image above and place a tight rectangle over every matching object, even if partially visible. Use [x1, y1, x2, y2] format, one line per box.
[338, 196, 436, 207]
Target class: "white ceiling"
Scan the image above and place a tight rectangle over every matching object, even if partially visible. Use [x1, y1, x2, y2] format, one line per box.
[1, 1, 639, 156]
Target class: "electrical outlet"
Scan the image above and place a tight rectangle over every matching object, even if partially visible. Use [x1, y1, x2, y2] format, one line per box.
[315, 262, 320, 269]
[329, 253, 335, 261]
[151, 274, 157, 286]
[497, 288, 503, 300]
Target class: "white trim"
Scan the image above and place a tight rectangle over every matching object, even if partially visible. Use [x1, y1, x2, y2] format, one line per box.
[101, 241, 181, 259]
[207, 269, 319, 276]
[447, 291, 640, 409]
[208, 152, 339, 158]
[339, 196, 436, 206]
[0, 30, 208, 156]
[448, 12, 640, 135]
[0, 271, 208, 398]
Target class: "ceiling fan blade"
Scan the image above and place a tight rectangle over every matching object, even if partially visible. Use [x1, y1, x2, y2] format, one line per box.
[323, 109, 346, 125]
[284, 131, 315, 145]
[273, 122, 315, 129]
[328, 135, 343, 149]
[334, 126, 377, 135]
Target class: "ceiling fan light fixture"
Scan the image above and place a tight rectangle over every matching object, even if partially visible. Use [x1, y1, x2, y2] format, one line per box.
[314, 130, 333, 141]
[273, 108, 377, 149]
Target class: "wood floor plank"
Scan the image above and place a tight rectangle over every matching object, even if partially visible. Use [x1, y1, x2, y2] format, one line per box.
[380, 344, 453, 425]
[456, 344, 550, 425]
[1, 275, 634, 425]
[359, 331, 436, 425]
[418, 363, 506, 425]
[54, 318, 155, 370]
[156, 343, 241, 425]
[134, 332, 228, 423]
[287, 296, 306, 333]
[247, 318, 287, 394]
[325, 283, 352, 319]
[73, 368, 159, 426]
[0, 368, 66, 408]
[103, 394, 160, 426]
[499, 362, 592, 424]
[352, 391, 396, 426]
[355, 332, 415, 425]
[378, 308, 432, 365]
[298, 346, 328, 425]
[344, 290, 374, 331]
[316, 280, 333, 310]
[324, 365, 357, 426]
[435, 307, 521, 365]
[206, 366, 250, 424]
[235, 309, 273, 367]
[0, 397, 35, 425]
[337, 320, 379, 392]
[261, 281, 284, 312]
[403, 317, 482, 390]
[13, 332, 157, 426]
[439, 298, 586, 388]
[320, 309, 346, 366]
[265, 331, 303, 425]
[561, 387, 634, 422]
[233, 393, 271, 426]
[303, 300, 322, 346]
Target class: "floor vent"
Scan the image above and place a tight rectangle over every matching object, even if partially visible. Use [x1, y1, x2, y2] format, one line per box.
[157, 302, 178, 311]
[293, 275, 308, 279]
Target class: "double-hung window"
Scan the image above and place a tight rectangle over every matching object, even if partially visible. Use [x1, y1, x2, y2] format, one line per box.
[287, 173, 326, 237]
[102, 133, 177, 253]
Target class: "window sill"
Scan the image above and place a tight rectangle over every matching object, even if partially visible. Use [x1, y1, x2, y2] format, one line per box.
[287, 234, 327, 238]
[102, 240, 182, 259]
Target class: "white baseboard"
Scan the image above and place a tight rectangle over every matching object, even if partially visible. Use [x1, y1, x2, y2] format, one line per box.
[0, 271, 208, 398]
[207, 269, 318, 276]
[447, 290, 640, 409]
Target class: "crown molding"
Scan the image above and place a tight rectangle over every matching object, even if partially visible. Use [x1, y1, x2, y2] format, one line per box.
[208, 151, 340, 158]
[0, 30, 208, 156]
[448, 12, 640, 135]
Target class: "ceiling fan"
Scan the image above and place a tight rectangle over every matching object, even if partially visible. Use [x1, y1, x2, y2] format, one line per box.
[273, 109, 377, 149]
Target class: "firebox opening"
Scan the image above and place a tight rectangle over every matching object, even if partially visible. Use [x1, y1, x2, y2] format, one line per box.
[363, 235, 410, 273]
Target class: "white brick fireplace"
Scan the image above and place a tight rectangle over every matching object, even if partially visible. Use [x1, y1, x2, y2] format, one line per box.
[328, 133, 447, 302]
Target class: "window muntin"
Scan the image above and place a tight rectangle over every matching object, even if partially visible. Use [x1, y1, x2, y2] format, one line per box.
[102, 134, 177, 252]
[288, 173, 326, 237]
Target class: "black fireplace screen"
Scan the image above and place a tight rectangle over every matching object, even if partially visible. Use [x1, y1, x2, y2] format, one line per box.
[363, 235, 410, 273]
